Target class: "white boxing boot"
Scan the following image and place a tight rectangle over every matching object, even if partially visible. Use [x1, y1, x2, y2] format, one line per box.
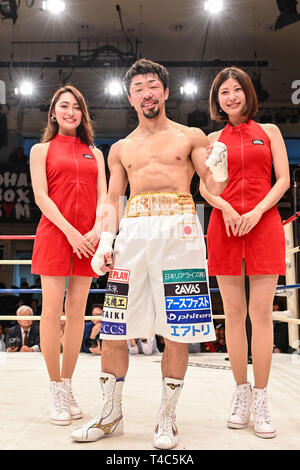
[62, 378, 83, 420]
[71, 373, 124, 442]
[153, 377, 183, 450]
[251, 387, 277, 439]
[227, 383, 252, 429]
[50, 381, 71, 426]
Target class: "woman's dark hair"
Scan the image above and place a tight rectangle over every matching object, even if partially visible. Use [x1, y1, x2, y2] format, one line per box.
[209, 67, 258, 122]
[41, 85, 94, 146]
[123, 58, 169, 96]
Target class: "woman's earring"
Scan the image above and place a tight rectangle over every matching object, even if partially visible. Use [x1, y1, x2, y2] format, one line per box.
[50, 116, 57, 122]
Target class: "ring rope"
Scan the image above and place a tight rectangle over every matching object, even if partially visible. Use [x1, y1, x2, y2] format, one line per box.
[0, 284, 300, 295]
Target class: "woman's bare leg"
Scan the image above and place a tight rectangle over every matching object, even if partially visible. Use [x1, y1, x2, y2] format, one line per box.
[248, 274, 278, 389]
[217, 260, 248, 384]
[61, 275, 92, 379]
[40, 275, 66, 382]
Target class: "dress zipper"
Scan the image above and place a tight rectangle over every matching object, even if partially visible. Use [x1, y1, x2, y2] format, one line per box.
[73, 140, 79, 228]
[240, 128, 245, 259]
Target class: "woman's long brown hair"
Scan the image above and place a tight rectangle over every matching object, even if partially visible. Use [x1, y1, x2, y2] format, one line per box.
[41, 85, 94, 146]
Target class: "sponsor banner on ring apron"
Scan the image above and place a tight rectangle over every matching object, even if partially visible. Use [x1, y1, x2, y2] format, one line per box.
[162, 268, 216, 343]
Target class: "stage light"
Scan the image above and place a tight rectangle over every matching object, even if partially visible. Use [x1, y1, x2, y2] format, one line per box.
[42, 0, 65, 15]
[180, 82, 198, 95]
[105, 80, 123, 96]
[274, 0, 300, 29]
[15, 81, 34, 96]
[204, 0, 223, 15]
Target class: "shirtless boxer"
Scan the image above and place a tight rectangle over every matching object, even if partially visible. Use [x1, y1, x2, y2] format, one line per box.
[71, 59, 228, 449]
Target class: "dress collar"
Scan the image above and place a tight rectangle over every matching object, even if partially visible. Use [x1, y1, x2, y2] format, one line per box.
[54, 133, 80, 143]
[225, 119, 253, 132]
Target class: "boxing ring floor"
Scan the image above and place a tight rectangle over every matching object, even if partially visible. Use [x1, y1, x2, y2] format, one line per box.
[1, 351, 300, 451]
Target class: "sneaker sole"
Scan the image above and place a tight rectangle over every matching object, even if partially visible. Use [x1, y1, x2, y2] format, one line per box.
[71, 413, 83, 420]
[50, 418, 71, 426]
[71, 430, 124, 442]
[255, 430, 277, 439]
[153, 439, 178, 450]
[227, 421, 249, 429]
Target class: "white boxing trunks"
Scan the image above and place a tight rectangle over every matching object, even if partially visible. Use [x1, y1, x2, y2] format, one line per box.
[100, 192, 216, 343]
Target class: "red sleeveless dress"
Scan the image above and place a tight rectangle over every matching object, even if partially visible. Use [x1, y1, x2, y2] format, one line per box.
[31, 134, 98, 277]
[207, 120, 286, 276]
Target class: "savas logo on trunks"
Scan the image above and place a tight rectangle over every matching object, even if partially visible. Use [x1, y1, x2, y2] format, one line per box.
[164, 282, 208, 296]
[108, 268, 130, 283]
[252, 139, 264, 145]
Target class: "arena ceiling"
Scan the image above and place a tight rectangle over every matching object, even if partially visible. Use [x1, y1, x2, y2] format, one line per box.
[0, 0, 299, 119]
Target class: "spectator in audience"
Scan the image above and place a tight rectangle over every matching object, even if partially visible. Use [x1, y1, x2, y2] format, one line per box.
[5, 305, 40, 352]
[81, 304, 103, 354]
[155, 335, 165, 352]
[128, 337, 159, 355]
[188, 343, 201, 353]
[0, 282, 19, 321]
[31, 299, 41, 315]
[203, 323, 227, 353]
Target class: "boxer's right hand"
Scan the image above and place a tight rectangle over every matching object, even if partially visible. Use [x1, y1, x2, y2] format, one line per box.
[91, 231, 114, 276]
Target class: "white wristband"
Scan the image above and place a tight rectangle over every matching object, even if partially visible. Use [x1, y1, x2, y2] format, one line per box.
[91, 231, 114, 276]
[205, 141, 228, 182]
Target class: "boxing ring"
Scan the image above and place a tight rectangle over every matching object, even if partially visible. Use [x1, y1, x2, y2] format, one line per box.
[0, 213, 299, 451]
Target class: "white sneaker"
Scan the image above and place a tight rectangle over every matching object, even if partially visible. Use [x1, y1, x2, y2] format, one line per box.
[153, 377, 183, 450]
[227, 383, 252, 429]
[251, 387, 277, 439]
[71, 373, 124, 442]
[62, 378, 83, 420]
[50, 381, 71, 426]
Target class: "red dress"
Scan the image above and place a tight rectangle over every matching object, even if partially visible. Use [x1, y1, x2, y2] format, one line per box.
[207, 119, 286, 276]
[31, 134, 98, 277]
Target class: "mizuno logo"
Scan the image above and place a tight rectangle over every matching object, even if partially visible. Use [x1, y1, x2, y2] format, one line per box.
[92, 415, 122, 435]
[167, 383, 181, 390]
[100, 377, 108, 383]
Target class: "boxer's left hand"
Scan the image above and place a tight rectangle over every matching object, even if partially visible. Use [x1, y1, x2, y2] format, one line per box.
[205, 141, 228, 182]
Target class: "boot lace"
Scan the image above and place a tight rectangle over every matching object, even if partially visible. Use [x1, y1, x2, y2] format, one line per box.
[251, 393, 272, 425]
[230, 386, 250, 417]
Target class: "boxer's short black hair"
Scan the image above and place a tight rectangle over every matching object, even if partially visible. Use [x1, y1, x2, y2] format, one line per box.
[123, 59, 169, 96]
